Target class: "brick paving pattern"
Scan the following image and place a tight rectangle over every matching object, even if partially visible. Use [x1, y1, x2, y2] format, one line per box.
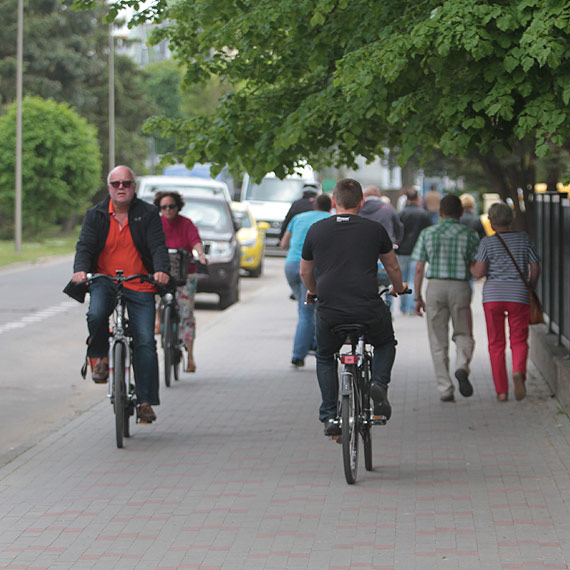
[1, 266, 569, 570]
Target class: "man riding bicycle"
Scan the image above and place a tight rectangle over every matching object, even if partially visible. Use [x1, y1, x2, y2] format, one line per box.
[300, 178, 407, 436]
[69, 165, 170, 423]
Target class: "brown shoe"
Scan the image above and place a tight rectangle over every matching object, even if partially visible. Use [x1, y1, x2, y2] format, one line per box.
[92, 358, 109, 383]
[513, 372, 526, 401]
[497, 393, 508, 402]
[138, 403, 156, 423]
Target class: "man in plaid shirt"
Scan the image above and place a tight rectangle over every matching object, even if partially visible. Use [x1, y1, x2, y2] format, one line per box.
[412, 194, 480, 402]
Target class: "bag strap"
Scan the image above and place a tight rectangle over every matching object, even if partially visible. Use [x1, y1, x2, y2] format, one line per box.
[494, 232, 532, 292]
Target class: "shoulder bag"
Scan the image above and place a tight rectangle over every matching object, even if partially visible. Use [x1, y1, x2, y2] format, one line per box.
[494, 232, 543, 324]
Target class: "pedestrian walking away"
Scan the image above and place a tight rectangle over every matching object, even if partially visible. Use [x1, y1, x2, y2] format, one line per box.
[300, 178, 407, 436]
[65, 165, 170, 423]
[360, 185, 404, 313]
[471, 202, 540, 402]
[424, 184, 442, 225]
[412, 194, 480, 402]
[279, 182, 320, 241]
[280, 193, 332, 368]
[397, 188, 431, 314]
[459, 193, 486, 239]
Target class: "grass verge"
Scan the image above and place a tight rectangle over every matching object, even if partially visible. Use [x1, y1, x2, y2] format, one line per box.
[0, 235, 77, 268]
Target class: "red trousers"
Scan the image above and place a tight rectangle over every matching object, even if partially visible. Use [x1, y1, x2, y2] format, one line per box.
[483, 302, 530, 395]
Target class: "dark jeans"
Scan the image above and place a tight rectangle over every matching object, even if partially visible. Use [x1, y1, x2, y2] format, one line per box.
[315, 305, 397, 422]
[86, 279, 160, 406]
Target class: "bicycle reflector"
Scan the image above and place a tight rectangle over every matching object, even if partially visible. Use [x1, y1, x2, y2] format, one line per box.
[340, 355, 358, 364]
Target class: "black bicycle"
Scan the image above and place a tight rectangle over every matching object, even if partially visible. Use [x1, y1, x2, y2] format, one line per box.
[160, 248, 197, 387]
[331, 287, 411, 484]
[84, 271, 156, 448]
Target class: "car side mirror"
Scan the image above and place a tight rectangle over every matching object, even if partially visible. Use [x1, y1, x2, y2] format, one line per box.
[257, 221, 270, 231]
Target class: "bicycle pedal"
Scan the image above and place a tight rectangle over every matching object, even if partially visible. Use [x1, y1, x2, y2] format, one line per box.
[372, 415, 387, 425]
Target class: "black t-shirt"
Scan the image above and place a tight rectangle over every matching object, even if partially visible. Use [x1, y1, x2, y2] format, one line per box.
[302, 214, 393, 321]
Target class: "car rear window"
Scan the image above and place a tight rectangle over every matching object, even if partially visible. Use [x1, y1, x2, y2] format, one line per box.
[245, 178, 306, 202]
[181, 201, 233, 233]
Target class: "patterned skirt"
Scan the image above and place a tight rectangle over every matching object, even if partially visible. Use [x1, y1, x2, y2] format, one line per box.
[177, 274, 197, 343]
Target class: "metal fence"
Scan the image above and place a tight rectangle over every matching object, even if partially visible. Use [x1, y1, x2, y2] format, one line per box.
[534, 191, 570, 349]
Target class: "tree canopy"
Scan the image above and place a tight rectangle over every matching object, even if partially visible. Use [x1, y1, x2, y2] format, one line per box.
[1, 0, 152, 176]
[73, 0, 570, 223]
[0, 96, 101, 236]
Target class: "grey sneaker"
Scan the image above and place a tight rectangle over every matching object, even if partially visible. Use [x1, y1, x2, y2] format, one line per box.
[455, 369, 473, 397]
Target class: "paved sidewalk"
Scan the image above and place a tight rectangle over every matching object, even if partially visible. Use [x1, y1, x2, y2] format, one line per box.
[1, 260, 569, 570]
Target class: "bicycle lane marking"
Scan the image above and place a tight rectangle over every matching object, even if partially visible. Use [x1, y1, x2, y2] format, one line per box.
[0, 300, 78, 335]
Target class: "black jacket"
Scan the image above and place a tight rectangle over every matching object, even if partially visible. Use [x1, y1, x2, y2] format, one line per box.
[279, 193, 317, 239]
[65, 196, 169, 302]
[398, 203, 432, 255]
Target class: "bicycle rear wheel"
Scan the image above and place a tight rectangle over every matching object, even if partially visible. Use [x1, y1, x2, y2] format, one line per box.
[363, 426, 373, 471]
[362, 360, 373, 471]
[341, 365, 359, 484]
[162, 305, 173, 387]
[113, 343, 126, 449]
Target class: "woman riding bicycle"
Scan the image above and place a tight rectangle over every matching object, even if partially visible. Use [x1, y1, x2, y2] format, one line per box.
[153, 191, 207, 373]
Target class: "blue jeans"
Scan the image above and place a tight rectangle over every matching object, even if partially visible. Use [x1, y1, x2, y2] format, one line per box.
[397, 254, 417, 314]
[86, 279, 160, 405]
[285, 261, 316, 360]
[315, 307, 396, 421]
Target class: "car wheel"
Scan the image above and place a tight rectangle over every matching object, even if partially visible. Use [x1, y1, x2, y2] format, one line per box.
[218, 278, 240, 309]
[248, 258, 263, 278]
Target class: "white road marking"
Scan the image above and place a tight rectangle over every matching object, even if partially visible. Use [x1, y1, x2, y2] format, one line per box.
[0, 300, 78, 335]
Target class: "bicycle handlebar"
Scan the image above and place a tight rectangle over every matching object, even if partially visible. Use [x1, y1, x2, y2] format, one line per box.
[306, 287, 412, 305]
[83, 272, 156, 286]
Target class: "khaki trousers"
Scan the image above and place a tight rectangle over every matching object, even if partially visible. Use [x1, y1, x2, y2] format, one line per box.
[425, 279, 475, 396]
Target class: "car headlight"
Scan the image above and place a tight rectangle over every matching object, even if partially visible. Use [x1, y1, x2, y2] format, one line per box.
[207, 241, 234, 259]
[240, 238, 258, 248]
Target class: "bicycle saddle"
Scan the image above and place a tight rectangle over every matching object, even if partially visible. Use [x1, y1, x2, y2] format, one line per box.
[332, 323, 368, 344]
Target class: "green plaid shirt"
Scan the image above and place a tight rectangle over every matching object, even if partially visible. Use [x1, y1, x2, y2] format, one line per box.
[411, 218, 480, 280]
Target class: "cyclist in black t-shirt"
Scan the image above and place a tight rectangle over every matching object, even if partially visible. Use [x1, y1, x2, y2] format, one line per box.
[300, 178, 408, 436]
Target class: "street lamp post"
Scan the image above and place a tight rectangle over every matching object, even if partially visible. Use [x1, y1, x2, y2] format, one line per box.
[15, 0, 23, 253]
[109, 23, 115, 171]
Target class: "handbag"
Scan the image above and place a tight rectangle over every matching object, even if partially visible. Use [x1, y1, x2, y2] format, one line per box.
[495, 232, 544, 324]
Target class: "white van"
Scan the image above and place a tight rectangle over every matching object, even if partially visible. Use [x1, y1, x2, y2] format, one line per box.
[137, 175, 232, 204]
[240, 166, 319, 248]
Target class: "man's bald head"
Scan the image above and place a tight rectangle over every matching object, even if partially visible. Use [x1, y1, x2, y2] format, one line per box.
[363, 185, 381, 198]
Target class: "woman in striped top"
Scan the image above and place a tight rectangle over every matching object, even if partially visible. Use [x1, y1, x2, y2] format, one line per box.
[471, 203, 540, 402]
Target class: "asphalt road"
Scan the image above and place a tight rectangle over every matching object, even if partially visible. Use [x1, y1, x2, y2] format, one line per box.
[0, 255, 282, 464]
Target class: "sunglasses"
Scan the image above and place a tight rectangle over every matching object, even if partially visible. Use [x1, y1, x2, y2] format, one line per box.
[109, 180, 134, 189]
[160, 204, 177, 210]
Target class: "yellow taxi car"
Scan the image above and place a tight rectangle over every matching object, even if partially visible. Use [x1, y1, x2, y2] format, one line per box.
[230, 202, 270, 277]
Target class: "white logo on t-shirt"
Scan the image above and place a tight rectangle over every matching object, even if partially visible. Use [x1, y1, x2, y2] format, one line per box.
[336, 216, 350, 222]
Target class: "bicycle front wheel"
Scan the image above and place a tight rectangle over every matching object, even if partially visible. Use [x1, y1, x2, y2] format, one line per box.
[173, 317, 181, 381]
[162, 305, 173, 387]
[113, 343, 126, 449]
[341, 365, 359, 484]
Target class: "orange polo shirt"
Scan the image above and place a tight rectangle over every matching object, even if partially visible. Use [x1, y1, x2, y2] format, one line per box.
[95, 200, 156, 293]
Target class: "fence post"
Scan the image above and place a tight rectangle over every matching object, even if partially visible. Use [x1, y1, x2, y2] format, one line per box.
[549, 193, 555, 334]
[558, 193, 565, 346]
